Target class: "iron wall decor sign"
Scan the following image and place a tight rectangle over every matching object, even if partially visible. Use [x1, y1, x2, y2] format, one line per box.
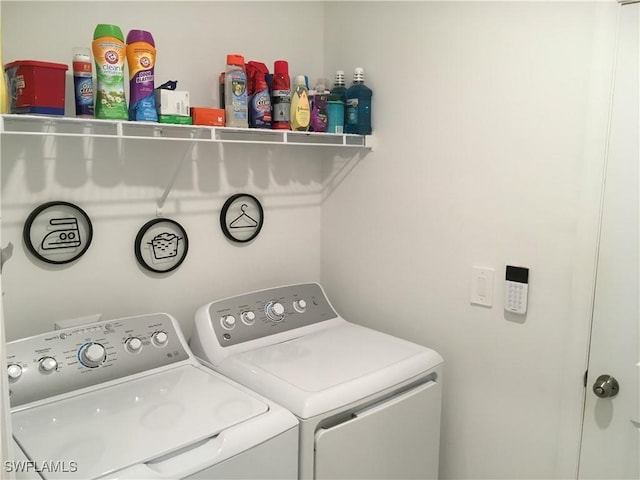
[220, 193, 264, 243]
[23, 201, 93, 265]
[135, 218, 189, 273]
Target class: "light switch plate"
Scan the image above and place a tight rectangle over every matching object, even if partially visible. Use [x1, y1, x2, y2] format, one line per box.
[471, 267, 494, 307]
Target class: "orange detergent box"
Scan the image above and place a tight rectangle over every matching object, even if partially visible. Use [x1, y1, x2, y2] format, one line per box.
[4, 60, 68, 115]
[191, 107, 225, 126]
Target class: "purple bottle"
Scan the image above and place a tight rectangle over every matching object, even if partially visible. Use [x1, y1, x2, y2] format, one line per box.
[126, 29, 157, 121]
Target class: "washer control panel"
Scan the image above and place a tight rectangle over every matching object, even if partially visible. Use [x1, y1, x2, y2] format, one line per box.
[6, 313, 188, 408]
[205, 283, 337, 346]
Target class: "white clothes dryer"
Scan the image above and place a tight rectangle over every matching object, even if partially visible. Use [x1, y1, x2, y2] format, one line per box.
[190, 283, 444, 480]
[6, 313, 298, 480]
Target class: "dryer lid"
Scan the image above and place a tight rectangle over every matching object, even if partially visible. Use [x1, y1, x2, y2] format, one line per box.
[222, 323, 443, 418]
[11, 365, 268, 479]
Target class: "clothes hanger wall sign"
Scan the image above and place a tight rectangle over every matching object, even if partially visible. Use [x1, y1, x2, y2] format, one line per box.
[220, 193, 264, 243]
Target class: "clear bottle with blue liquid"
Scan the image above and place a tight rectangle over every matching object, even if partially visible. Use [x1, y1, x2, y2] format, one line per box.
[344, 67, 372, 135]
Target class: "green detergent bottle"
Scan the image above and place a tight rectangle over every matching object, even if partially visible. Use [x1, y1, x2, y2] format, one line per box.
[92, 24, 128, 120]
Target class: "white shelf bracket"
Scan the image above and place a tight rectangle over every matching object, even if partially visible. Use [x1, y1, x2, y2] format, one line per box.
[156, 131, 199, 216]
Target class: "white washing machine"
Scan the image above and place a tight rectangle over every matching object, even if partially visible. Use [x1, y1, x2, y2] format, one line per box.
[6, 313, 298, 479]
[190, 282, 444, 479]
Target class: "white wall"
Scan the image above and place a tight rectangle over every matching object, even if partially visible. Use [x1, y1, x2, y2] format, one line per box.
[1, 1, 619, 479]
[1, 1, 327, 341]
[322, 1, 617, 479]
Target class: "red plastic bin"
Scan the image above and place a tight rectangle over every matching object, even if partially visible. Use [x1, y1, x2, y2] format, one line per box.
[4, 60, 68, 115]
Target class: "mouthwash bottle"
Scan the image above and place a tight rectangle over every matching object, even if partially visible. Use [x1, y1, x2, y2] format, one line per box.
[330, 70, 347, 104]
[345, 67, 372, 135]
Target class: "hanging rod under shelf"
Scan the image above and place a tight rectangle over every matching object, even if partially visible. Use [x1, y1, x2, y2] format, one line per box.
[0, 114, 374, 149]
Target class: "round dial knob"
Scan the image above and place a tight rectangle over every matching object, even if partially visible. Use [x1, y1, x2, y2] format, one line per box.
[265, 302, 285, 322]
[7, 364, 22, 381]
[152, 331, 169, 347]
[39, 357, 58, 373]
[220, 315, 236, 330]
[293, 299, 307, 313]
[125, 337, 143, 354]
[241, 311, 256, 325]
[79, 343, 106, 368]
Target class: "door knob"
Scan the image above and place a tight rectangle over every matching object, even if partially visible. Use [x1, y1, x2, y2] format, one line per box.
[592, 374, 619, 398]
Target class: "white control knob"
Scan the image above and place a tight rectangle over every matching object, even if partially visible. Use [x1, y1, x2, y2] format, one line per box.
[152, 331, 169, 347]
[265, 302, 285, 322]
[241, 311, 256, 325]
[293, 299, 307, 313]
[7, 364, 22, 381]
[80, 343, 106, 368]
[125, 337, 143, 353]
[221, 315, 236, 330]
[39, 357, 58, 373]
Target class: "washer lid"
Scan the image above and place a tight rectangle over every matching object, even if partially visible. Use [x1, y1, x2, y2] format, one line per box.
[11, 365, 268, 479]
[221, 323, 443, 419]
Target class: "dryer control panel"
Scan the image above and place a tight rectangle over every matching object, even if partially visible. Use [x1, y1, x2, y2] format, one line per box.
[6, 313, 189, 408]
[202, 283, 338, 347]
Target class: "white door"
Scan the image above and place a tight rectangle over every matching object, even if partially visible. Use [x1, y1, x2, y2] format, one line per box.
[578, 2, 639, 479]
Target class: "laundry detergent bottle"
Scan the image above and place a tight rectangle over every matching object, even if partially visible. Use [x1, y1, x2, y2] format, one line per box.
[92, 24, 128, 120]
[126, 29, 157, 122]
[224, 54, 248, 128]
[72, 48, 94, 118]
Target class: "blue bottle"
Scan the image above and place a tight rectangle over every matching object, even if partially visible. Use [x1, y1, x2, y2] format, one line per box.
[326, 94, 344, 133]
[344, 67, 372, 135]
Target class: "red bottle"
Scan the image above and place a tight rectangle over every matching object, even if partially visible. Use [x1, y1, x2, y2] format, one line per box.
[271, 60, 291, 130]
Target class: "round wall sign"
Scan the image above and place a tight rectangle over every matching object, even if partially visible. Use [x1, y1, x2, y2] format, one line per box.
[23, 201, 93, 265]
[220, 194, 264, 243]
[135, 218, 188, 273]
